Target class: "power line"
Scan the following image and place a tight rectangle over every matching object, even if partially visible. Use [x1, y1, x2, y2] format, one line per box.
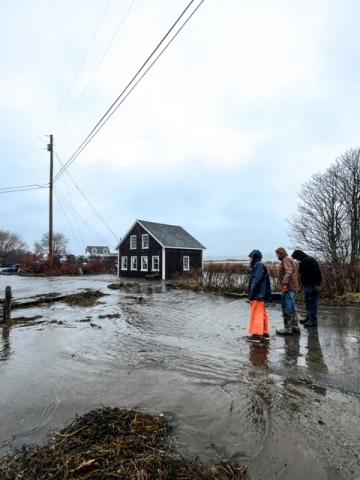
[55, 187, 111, 246]
[54, 150, 118, 240]
[0, 148, 45, 159]
[54, 189, 83, 252]
[0, 136, 40, 144]
[76, 0, 206, 156]
[56, 154, 87, 248]
[0, 183, 48, 194]
[54, 0, 199, 180]
[49, 0, 113, 131]
[56, 0, 137, 138]
[54, 0, 205, 182]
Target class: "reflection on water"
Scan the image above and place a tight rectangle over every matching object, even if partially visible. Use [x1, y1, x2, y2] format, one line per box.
[0, 276, 359, 479]
[248, 342, 270, 369]
[306, 329, 328, 374]
[0, 326, 11, 362]
[283, 335, 300, 368]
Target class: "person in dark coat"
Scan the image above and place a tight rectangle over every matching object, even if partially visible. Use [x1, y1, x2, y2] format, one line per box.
[246, 249, 272, 343]
[291, 250, 322, 327]
[275, 247, 300, 335]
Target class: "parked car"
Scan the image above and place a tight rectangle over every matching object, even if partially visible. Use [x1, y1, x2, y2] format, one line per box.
[1, 264, 20, 274]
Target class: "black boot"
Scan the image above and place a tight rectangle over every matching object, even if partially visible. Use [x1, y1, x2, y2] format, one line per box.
[276, 313, 293, 335]
[292, 313, 301, 334]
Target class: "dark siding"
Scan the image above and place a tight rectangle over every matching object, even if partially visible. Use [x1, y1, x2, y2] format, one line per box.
[119, 222, 162, 278]
[165, 249, 202, 279]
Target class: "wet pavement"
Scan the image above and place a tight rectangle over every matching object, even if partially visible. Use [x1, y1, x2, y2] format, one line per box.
[0, 274, 359, 479]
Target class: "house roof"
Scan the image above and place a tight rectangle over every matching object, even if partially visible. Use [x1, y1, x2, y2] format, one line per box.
[118, 220, 206, 250]
[85, 246, 110, 254]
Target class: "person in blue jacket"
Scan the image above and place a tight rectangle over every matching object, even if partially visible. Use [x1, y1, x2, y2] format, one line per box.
[246, 249, 272, 343]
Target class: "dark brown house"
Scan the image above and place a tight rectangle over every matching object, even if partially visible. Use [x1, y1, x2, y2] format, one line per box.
[117, 220, 205, 280]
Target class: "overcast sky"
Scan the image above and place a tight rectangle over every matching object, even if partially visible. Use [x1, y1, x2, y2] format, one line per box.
[1, 0, 359, 259]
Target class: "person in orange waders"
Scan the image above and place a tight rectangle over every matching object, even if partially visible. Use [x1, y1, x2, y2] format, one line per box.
[246, 249, 272, 343]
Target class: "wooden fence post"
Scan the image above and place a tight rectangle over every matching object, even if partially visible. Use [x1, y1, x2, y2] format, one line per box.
[3, 286, 12, 323]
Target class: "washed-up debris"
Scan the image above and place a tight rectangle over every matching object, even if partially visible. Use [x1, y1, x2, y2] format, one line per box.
[0, 407, 247, 480]
[11, 315, 43, 322]
[98, 313, 121, 319]
[108, 282, 135, 290]
[90, 322, 102, 329]
[10, 290, 106, 310]
[126, 295, 144, 303]
[64, 290, 106, 307]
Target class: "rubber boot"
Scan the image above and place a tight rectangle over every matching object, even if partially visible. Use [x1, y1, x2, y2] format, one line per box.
[276, 313, 293, 335]
[292, 313, 301, 334]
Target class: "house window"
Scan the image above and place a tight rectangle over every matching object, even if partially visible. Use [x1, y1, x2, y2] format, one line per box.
[141, 256, 148, 271]
[183, 256, 190, 271]
[121, 256, 128, 270]
[130, 235, 137, 249]
[142, 234, 149, 249]
[131, 256, 137, 270]
[152, 256, 159, 271]
[91, 247, 97, 254]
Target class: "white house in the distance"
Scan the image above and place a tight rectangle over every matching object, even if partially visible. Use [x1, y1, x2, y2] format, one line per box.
[85, 246, 111, 257]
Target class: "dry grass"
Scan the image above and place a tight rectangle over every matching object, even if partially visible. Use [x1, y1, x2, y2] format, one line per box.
[175, 262, 279, 294]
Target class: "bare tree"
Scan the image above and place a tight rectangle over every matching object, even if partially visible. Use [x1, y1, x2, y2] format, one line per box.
[288, 168, 349, 264]
[334, 148, 360, 264]
[34, 232, 68, 255]
[0, 229, 27, 265]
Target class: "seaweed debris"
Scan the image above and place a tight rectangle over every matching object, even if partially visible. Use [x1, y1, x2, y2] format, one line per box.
[64, 290, 106, 307]
[0, 407, 247, 479]
[108, 282, 135, 290]
[98, 313, 121, 319]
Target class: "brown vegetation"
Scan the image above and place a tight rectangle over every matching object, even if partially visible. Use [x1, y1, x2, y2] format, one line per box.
[0, 407, 247, 480]
[175, 262, 280, 294]
[175, 261, 360, 304]
[320, 262, 360, 298]
[19, 254, 115, 276]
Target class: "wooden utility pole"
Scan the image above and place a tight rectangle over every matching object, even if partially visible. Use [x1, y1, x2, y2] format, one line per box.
[47, 135, 54, 262]
[3, 286, 12, 323]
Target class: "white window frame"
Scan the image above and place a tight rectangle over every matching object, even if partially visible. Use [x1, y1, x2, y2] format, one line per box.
[91, 247, 97, 254]
[183, 256, 190, 271]
[141, 256, 148, 271]
[131, 256, 138, 271]
[142, 234, 149, 249]
[152, 256, 159, 272]
[121, 256, 128, 270]
[130, 235, 137, 250]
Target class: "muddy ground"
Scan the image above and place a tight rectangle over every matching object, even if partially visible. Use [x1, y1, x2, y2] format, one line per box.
[0, 274, 359, 479]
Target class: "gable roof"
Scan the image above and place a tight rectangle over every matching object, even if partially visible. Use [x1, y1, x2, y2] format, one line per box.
[85, 246, 110, 254]
[118, 220, 205, 250]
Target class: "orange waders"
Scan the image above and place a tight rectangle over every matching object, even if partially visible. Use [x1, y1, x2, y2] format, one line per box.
[249, 300, 270, 336]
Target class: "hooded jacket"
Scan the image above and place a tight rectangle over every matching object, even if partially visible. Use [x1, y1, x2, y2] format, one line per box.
[248, 250, 272, 301]
[291, 250, 322, 286]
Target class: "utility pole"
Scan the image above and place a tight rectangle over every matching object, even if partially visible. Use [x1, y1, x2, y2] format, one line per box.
[47, 134, 53, 263]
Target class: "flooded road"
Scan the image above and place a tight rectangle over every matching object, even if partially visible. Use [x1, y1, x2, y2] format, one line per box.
[0, 275, 359, 479]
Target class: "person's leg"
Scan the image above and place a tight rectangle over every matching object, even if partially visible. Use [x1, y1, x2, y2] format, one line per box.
[289, 291, 300, 333]
[249, 300, 265, 337]
[261, 305, 270, 340]
[304, 286, 311, 323]
[276, 292, 293, 335]
[304, 287, 319, 326]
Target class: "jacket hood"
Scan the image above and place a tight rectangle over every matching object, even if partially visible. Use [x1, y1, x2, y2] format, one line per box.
[249, 249, 263, 263]
[291, 249, 306, 261]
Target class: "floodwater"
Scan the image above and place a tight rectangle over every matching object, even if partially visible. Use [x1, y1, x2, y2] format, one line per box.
[0, 274, 359, 480]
